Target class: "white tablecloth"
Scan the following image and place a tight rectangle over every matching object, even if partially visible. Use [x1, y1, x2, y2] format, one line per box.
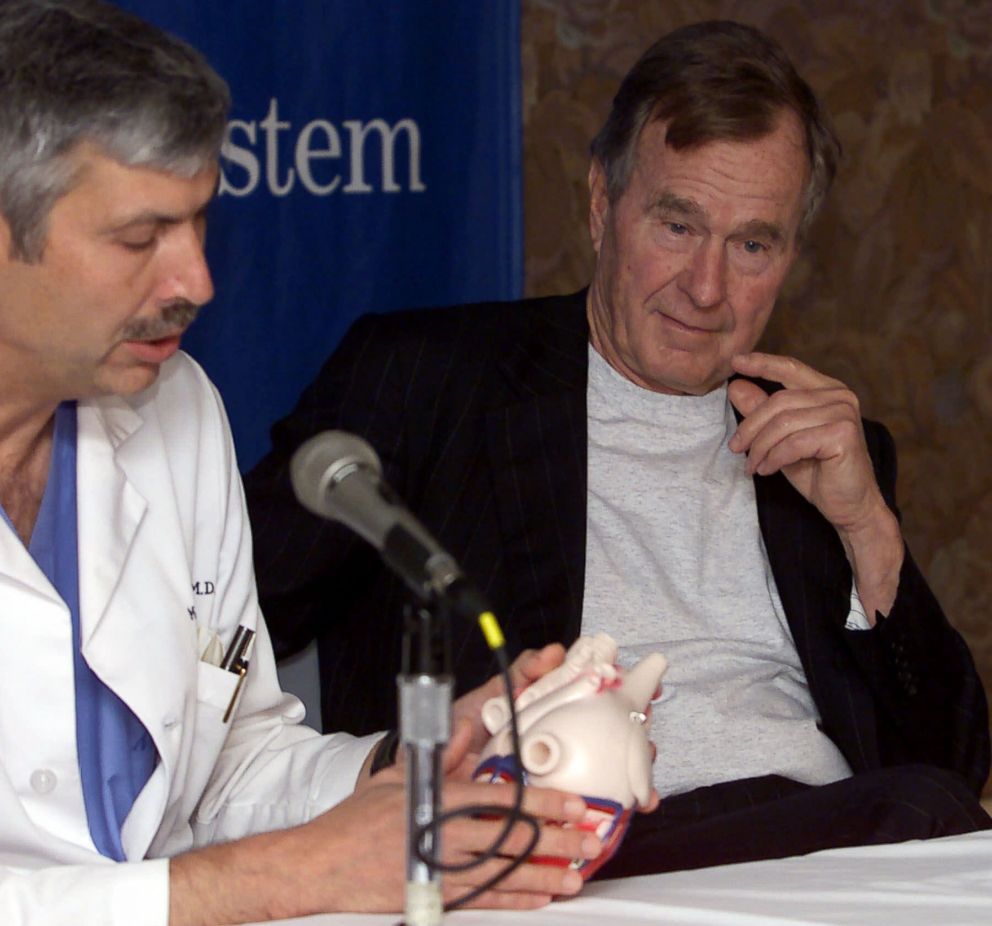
[248, 829, 992, 925]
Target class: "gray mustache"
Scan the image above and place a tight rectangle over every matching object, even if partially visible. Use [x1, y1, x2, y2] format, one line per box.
[121, 301, 200, 341]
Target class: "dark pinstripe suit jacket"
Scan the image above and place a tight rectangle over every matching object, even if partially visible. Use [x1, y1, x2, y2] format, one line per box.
[245, 290, 990, 793]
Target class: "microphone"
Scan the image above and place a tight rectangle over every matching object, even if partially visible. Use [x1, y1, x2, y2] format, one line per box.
[290, 430, 490, 621]
[293, 434, 533, 918]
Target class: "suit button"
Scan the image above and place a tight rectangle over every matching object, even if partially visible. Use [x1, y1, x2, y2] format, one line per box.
[30, 769, 57, 794]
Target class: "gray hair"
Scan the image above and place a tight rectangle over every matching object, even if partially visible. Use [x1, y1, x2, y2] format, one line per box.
[590, 21, 840, 242]
[0, 0, 230, 261]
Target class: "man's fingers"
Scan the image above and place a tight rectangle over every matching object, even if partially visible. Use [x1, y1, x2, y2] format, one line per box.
[441, 808, 600, 861]
[442, 717, 475, 775]
[509, 643, 566, 692]
[642, 788, 661, 814]
[454, 887, 555, 910]
[727, 377, 768, 419]
[443, 780, 588, 824]
[736, 403, 861, 474]
[731, 351, 843, 390]
[730, 383, 859, 456]
[433, 785, 599, 904]
[446, 852, 585, 900]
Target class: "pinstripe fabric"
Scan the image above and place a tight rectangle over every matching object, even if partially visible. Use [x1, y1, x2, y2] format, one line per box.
[246, 292, 590, 737]
[244, 289, 989, 795]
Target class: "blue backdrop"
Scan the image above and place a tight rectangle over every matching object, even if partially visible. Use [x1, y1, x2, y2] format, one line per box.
[117, 1, 523, 469]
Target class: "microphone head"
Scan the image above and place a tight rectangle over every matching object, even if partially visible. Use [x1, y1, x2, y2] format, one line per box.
[290, 430, 382, 520]
[289, 430, 474, 608]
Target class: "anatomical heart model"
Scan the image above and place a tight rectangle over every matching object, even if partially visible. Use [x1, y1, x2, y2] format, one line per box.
[474, 633, 667, 878]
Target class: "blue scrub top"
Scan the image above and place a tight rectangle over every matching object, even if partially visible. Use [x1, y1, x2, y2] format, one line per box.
[1, 402, 156, 860]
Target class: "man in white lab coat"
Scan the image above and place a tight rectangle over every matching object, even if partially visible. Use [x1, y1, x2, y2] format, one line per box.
[0, 2, 618, 923]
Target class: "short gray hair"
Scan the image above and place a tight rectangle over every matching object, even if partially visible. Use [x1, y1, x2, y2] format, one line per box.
[590, 21, 840, 243]
[0, 0, 230, 261]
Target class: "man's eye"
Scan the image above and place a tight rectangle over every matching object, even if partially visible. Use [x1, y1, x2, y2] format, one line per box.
[743, 239, 766, 254]
[667, 222, 688, 235]
[120, 239, 155, 252]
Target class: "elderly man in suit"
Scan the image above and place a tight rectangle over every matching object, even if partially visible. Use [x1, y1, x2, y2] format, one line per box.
[245, 20, 990, 876]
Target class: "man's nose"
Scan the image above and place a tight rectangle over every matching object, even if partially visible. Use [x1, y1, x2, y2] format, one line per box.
[159, 223, 214, 307]
[679, 238, 726, 309]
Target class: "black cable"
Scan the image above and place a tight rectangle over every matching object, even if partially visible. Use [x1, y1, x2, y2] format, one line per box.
[413, 643, 542, 910]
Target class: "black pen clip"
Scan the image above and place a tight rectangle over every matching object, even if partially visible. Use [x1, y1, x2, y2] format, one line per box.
[221, 626, 255, 722]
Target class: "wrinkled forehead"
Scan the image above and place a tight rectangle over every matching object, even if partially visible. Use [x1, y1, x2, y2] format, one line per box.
[632, 113, 810, 234]
[642, 107, 810, 176]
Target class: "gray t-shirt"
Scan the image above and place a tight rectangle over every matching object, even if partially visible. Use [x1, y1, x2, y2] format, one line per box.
[582, 346, 852, 798]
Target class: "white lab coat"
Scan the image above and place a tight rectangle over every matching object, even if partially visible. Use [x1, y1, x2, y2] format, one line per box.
[0, 353, 379, 926]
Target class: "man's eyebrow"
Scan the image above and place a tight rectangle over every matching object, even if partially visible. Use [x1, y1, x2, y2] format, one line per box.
[651, 192, 704, 218]
[102, 204, 210, 234]
[102, 212, 177, 233]
[734, 218, 786, 244]
[650, 192, 788, 243]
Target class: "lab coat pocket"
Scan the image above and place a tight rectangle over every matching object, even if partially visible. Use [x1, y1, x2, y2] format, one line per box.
[163, 665, 238, 813]
[196, 660, 241, 717]
[166, 662, 246, 845]
[185, 663, 240, 795]
[184, 663, 241, 798]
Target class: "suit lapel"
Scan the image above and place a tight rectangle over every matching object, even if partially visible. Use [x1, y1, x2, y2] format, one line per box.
[76, 397, 192, 855]
[487, 291, 589, 651]
[753, 470, 819, 681]
[754, 465, 881, 770]
[75, 399, 147, 648]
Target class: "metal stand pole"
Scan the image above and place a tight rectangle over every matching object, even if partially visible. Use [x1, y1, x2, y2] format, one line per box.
[399, 603, 452, 926]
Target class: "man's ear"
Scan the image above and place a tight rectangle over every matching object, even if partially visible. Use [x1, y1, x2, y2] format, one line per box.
[588, 158, 610, 254]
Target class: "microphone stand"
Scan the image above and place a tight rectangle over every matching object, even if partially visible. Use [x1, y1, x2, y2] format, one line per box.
[398, 599, 453, 926]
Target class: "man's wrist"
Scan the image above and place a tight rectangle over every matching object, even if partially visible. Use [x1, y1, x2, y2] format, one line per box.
[369, 729, 400, 775]
[841, 504, 904, 619]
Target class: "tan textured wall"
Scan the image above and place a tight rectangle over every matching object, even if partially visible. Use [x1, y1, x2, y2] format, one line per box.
[522, 0, 992, 791]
